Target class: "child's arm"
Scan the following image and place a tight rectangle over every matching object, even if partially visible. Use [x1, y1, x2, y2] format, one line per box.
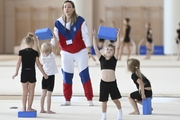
[33, 33, 40, 55]
[137, 79, 146, 100]
[114, 29, 121, 59]
[12, 56, 22, 79]
[35, 57, 48, 79]
[92, 29, 101, 59]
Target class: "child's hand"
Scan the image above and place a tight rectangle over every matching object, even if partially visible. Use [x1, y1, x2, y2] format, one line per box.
[92, 29, 96, 37]
[12, 73, 18, 79]
[117, 28, 120, 38]
[44, 74, 49, 79]
[141, 94, 146, 100]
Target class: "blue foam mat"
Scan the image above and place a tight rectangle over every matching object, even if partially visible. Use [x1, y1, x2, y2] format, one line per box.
[97, 26, 117, 41]
[142, 98, 152, 115]
[35, 27, 52, 40]
[18, 111, 37, 118]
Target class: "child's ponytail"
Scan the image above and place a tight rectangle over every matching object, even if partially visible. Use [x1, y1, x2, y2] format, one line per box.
[135, 67, 143, 82]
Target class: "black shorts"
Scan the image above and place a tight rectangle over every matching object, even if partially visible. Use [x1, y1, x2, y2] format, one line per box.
[42, 75, 55, 92]
[21, 69, 36, 83]
[176, 38, 180, 44]
[124, 37, 130, 43]
[130, 90, 153, 101]
[99, 80, 122, 102]
[147, 38, 153, 43]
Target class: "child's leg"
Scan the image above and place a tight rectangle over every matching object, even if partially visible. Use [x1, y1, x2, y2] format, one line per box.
[113, 99, 121, 109]
[101, 101, 107, 120]
[177, 44, 180, 60]
[136, 100, 142, 105]
[40, 89, 47, 113]
[27, 82, 36, 111]
[127, 43, 131, 59]
[22, 83, 28, 111]
[47, 91, 55, 114]
[128, 94, 140, 115]
[118, 42, 125, 60]
[113, 99, 122, 120]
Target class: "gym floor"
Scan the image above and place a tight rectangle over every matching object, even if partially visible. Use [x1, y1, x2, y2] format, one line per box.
[0, 55, 180, 120]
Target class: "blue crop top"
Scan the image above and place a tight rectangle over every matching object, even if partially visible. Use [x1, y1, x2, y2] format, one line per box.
[99, 55, 117, 71]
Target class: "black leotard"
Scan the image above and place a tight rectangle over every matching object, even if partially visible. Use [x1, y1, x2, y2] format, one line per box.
[124, 25, 131, 43]
[176, 29, 180, 44]
[99, 55, 117, 71]
[147, 28, 153, 43]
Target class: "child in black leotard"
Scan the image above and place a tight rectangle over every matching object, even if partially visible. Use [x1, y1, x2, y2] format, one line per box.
[127, 58, 153, 115]
[145, 23, 153, 59]
[176, 23, 180, 60]
[12, 33, 48, 112]
[92, 29, 122, 120]
[118, 18, 131, 60]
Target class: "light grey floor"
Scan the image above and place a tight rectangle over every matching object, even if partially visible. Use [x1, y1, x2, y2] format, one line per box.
[0, 55, 180, 120]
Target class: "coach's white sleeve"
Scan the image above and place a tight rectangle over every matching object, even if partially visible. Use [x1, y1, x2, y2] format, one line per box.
[81, 21, 91, 47]
[50, 27, 59, 46]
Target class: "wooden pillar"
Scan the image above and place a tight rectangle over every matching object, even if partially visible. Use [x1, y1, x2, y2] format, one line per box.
[0, 0, 5, 53]
[30, 7, 34, 32]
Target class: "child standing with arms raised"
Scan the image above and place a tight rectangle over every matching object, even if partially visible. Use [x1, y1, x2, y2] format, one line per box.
[12, 33, 48, 112]
[127, 58, 153, 115]
[92, 29, 122, 120]
[39, 35, 58, 114]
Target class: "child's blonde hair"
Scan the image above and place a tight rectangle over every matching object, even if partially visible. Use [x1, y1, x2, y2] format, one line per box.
[127, 58, 142, 80]
[41, 42, 52, 56]
[21, 32, 35, 48]
[106, 44, 115, 51]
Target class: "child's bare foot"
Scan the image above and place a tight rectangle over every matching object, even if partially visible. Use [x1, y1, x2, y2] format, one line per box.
[27, 108, 37, 112]
[40, 110, 47, 113]
[129, 111, 140, 115]
[47, 110, 56, 114]
[21, 108, 26, 112]
[144, 56, 150, 59]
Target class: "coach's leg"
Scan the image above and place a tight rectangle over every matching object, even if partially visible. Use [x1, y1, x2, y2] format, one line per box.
[61, 51, 74, 106]
[74, 49, 94, 106]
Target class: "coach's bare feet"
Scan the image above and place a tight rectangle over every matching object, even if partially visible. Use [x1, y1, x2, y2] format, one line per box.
[129, 111, 140, 115]
[47, 110, 56, 114]
[40, 110, 47, 113]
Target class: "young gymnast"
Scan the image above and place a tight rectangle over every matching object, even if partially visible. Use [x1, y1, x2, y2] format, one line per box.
[145, 23, 153, 59]
[12, 33, 48, 112]
[118, 18, 131, 60]
[175, 23, 180, 60]
[127, 58, 153, 115]
[39, 35, 58, 114]
[92, 29, 122, 120]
